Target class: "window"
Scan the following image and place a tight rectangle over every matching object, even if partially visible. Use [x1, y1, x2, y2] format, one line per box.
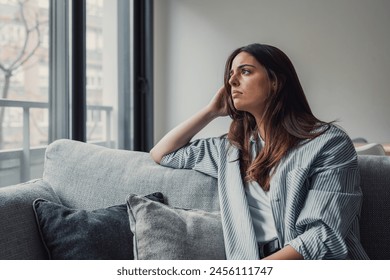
[0, 0, 153, 188]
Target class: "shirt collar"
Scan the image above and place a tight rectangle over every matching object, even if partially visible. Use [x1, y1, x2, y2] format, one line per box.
[249, 132, 264, 144]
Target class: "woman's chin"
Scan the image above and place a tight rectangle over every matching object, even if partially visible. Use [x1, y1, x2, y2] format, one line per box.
[232, 101, 245, 111]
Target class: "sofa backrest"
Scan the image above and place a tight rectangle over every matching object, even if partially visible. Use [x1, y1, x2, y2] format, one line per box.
[358, 155, 390, 260]
[43, 139, 219, 212]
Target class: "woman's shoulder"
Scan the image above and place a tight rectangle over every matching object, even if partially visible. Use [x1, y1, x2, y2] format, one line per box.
[304, 123, 356, 161]
[283, 124, 357, 171]
[290, 123, 355, 157]
[311, 123, 353, 146]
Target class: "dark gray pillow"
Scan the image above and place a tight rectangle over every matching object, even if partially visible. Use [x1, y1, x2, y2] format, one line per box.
[126, 194, 226, 260]
[33, 199, 133, 260]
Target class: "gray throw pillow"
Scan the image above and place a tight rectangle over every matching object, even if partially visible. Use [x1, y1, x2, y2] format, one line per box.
[33, 199, 133, 260]
[126, 194, 226, 260]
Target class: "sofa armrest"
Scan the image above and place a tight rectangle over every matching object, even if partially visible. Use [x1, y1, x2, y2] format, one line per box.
[0, 179, 61, 259]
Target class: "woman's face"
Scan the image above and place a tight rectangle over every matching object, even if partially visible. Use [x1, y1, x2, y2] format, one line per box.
[229, 51, 273, 119]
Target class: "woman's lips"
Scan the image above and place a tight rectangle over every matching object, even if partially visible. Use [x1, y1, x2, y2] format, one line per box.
[232, 90, 242, 98]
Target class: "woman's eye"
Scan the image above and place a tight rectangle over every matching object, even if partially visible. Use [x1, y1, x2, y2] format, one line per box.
[242, 69, 251, 75]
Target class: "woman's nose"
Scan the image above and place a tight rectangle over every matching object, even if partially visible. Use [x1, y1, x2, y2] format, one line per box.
[229, 74, 239, 87]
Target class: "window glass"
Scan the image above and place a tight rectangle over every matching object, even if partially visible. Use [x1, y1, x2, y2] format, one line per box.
[86, 0, 119, 148]
[0, 0, 49, 187]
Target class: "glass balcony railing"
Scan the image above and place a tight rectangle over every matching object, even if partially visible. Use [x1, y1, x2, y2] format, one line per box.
[0, 98, 113, 187]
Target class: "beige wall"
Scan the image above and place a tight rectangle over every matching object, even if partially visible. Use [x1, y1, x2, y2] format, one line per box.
[154, 0, 390, 143]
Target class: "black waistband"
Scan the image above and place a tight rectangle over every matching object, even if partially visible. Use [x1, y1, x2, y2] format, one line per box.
[258, 238, 280, 259]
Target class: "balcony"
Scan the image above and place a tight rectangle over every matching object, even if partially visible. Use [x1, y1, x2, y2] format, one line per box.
[0, 98, 113, 187]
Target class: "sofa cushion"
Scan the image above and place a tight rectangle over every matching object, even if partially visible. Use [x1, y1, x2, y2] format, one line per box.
[0, 179, 61, 260]
[127, 194, 226, 260]
[32, 192, 165, 260]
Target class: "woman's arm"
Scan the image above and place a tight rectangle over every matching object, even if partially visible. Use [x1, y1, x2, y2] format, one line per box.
[150, 87, 228, 164]
[262, 245, 303, 260]
[277, 127, 362, 260]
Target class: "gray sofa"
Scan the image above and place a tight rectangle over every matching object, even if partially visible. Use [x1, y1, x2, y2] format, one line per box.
[0, 139, 389, 259]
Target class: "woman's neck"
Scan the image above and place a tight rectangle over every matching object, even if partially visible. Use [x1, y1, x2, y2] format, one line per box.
[255, 118, 266, 141]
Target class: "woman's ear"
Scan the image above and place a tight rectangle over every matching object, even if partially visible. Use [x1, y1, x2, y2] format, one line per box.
[271, 74, 286, 95]
[269, 78, 278, 95]
[267, 70, 278, 93]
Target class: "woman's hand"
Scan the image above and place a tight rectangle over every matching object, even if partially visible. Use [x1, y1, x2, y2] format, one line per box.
[150, 87, 228, 163]
[207, 86, 229, 117]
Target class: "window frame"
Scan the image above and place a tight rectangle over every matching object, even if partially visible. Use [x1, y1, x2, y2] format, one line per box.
[49, 0, 70, 142]
[133, 0, 153, 152]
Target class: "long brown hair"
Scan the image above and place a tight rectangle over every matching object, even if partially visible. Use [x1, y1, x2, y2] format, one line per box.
[223, 44, 331, 191]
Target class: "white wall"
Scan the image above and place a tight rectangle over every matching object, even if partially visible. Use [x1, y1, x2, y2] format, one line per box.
[154, 0, 390, 144]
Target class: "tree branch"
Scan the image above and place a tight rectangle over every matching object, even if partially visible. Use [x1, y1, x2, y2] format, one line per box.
[9, 0, 31, 69]
[0, 63, 7, 72]
[8, 0, 42, 72]
[12, 21, 41, 70]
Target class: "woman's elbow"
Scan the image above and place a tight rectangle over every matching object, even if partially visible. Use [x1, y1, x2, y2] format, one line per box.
[149, 148, 162, 164]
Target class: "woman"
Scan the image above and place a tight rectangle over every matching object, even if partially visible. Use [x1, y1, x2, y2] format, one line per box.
[150, 43, 368, 260]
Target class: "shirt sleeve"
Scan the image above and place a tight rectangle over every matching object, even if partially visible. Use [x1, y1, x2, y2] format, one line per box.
[285, 128, 363, 259]
[160, 137, 224, 179]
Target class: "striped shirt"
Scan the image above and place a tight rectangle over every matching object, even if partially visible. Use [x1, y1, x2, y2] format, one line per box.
[161, 125, 369, 260]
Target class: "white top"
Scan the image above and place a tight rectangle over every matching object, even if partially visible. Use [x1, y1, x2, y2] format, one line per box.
[245, 180, 278, 242]
[245, 136, 278, 243]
